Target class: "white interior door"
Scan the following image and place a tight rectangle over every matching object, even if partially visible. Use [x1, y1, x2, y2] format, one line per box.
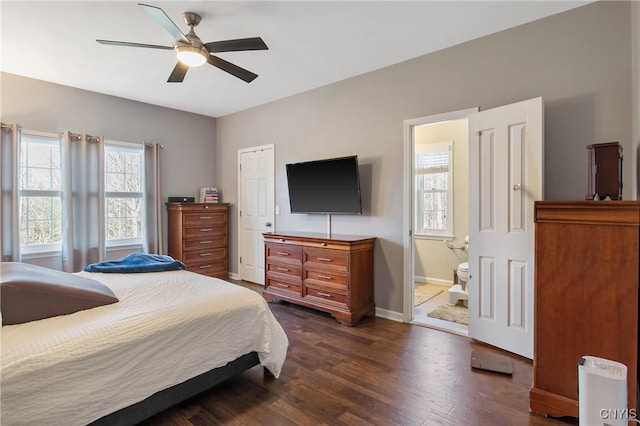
[238, 145, 274, 284]
[468, 97, 543, 359]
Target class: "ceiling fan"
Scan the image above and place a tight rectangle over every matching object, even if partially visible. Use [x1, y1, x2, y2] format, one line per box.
[97, 3, 268, 83]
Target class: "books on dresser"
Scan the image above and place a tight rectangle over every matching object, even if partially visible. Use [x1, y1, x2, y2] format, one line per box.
[199, 187, 220, 203]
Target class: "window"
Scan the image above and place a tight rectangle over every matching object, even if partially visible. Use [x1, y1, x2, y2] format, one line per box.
[415, 141, 453, 238]
[105, 142, 144, 246]
[19, 132, 62, 252]
[17, 135, 145, 254]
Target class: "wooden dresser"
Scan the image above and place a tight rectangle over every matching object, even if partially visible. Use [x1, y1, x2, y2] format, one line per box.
[530, 201, 639, 418]
[262, 231, 376, 326]
[167, 202, 229, 279]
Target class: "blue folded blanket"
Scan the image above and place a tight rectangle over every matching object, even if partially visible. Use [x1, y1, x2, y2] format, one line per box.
[84, 252, 186, 273]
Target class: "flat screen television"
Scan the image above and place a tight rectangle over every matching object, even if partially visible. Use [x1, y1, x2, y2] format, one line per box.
[286, 155, 362, 214]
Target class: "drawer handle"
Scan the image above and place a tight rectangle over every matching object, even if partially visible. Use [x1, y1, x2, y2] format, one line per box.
[320, 242, 327, 246]
[200, 228, 213, 232]
[317, 257, 332, 262]
[199, 265, 212, 269]
[317, 274, 332, 280]
[277, 252, 290, 256]
[199, 216, 212, 219]
[277, 267, 289, 272]
[317, 292, 332, 298]
[200, 253, 212, 257]
[200, 241, 212, 244]
[280, 239, 286, 242]
[275, 283, 290, 288]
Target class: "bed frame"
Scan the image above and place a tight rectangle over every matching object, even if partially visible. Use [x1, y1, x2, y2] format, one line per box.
[89, 352, 260, 426]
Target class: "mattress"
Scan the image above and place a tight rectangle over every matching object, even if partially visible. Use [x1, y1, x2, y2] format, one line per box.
[1, 270, 288, 426]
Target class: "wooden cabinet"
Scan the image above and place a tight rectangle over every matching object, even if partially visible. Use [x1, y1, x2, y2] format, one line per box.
[586, 142, 622, 200]
[530, 201, 639, 418]
[167, 203, 229, 279]
[262, 231, 376, 326]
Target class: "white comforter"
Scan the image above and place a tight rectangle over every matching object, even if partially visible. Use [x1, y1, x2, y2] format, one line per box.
[1, 270, 288, 426]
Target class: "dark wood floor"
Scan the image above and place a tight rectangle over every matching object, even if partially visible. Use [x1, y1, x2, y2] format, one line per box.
[142, 281, 578, 426]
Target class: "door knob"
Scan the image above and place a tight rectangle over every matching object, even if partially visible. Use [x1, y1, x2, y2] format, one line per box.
[513, 184, 521, 191]
[265, 222, 272, 228]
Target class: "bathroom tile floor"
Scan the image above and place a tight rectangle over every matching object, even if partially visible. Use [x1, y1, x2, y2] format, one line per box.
[413, 284, 468, 336]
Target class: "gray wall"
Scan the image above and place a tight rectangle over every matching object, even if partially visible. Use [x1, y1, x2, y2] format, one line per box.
[1, 72, 218, 253]
[217, 2, 632, 314]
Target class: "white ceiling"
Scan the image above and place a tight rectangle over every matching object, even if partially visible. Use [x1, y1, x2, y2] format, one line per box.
[1, 1, 589, 118]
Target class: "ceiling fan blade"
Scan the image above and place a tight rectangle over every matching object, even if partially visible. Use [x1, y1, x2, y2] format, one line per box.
[96, 39, 173, 50]
[167, 62, 189, 83]
[207, 55, 258, 83]
[205, 37, 268, 53]
[138, 3, 188, 43]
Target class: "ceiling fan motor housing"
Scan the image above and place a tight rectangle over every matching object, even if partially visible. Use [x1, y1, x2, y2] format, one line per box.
[183, 12, 202, 28]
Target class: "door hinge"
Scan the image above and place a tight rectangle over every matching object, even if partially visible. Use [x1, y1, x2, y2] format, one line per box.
[409, 229, 412, 236]
[240, 257, 242, 264]
[239, 163, 242, 171]
[239, 210, 242, 217]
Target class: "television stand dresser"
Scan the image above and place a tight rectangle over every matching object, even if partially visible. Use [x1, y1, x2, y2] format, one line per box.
[262, 231, 376, 326]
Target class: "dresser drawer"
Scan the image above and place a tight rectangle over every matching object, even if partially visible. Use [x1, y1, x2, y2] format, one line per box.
[304, 286, 347, 306]
[304, 269, 348, 289]
[183, 224, 226, 239]
[266, 261, 302, 280]
[264, 235, 302, 246]
[183, 236, 226, 251]
[186, 259, 226, 275]
[303, 240, 350, 251]
[183, 248, 226, 264]
[266, 277, 302, 296]
[303, 248, 348, 271]
[265, 243, 302, 264]
[183, 212, 227, 226]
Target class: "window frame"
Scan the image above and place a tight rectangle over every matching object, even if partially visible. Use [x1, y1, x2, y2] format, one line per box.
[18, 130, 62, 255]
[414, 140, 454, 240]
[104, 140, 145, 248]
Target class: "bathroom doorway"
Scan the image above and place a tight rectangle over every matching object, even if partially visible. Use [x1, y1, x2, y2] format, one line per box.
[403, 108, 477, 336]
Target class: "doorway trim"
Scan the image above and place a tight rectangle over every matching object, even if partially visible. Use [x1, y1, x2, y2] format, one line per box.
[402, 108, 478, 323]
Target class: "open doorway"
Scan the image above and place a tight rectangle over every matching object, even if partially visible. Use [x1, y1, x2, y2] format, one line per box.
[402, 108, 477, 336]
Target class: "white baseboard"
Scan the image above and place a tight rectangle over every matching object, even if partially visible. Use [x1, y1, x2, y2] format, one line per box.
[228, 272, 240, 280]
[415, 276, 452, 287]
[375, 307, 404, 322]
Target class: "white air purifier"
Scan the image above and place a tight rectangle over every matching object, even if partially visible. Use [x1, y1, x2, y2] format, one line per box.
[578, 356, 628, 426]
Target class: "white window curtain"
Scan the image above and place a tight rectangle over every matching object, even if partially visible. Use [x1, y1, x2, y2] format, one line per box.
[143, 142, 163, 254]
[0, 123, 21, 262]
[61, 131, 105, 272]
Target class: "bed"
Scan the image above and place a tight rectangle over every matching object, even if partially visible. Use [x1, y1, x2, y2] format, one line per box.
[1, 268, 289, 426]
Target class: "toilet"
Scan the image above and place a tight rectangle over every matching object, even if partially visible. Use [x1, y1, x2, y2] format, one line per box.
[448, 236, 469, 307]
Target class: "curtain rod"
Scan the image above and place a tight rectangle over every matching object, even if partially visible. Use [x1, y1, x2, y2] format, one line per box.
[68, 132, 101, 144]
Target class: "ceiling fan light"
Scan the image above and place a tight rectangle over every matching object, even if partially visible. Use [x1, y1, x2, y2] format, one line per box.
[176, 46, 207, 66]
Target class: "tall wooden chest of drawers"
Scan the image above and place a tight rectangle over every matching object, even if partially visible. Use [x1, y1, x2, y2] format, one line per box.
[530, 201, 639, 418]
[167, 202, 229, 279]
[262, 231, 376, 326]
